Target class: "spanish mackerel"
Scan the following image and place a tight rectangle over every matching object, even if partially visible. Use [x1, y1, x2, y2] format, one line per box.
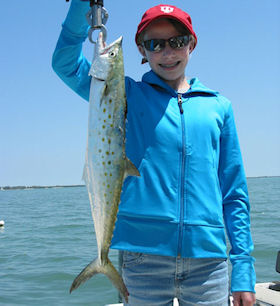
[69, 34, 139, 303]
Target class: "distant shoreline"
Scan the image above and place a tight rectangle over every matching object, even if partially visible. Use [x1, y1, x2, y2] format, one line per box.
[1, 176, 279, 191]
[0, 185, 85, 191]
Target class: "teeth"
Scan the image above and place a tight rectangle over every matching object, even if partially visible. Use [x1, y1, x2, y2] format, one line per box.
[161, 62, 178, 68]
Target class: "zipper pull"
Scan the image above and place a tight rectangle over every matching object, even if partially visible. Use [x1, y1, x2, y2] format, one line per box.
[178, 94, 183, 114]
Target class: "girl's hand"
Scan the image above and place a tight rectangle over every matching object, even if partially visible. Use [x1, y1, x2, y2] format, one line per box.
[232, 291, 256, 306]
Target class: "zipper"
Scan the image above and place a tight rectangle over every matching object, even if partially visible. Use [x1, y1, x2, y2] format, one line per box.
[177, 93, 186, 256]
[178, 94, 184, 114]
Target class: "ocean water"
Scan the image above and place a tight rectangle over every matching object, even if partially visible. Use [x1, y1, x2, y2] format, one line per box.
[0, 177, 279, 305]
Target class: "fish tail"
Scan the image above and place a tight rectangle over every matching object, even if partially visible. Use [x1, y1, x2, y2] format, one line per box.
[103, 258, 129, 303]
[70, 257, 129, 303]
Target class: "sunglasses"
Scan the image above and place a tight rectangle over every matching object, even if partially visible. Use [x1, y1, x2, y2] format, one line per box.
[142, 35, 190, 52]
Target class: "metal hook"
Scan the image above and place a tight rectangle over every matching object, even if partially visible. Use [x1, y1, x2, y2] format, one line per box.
[88, 24, 107, 44]
[85, 4, 108, 43]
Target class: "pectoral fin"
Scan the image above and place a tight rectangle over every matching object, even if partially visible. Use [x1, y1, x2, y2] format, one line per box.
[124, 158, 140, 179]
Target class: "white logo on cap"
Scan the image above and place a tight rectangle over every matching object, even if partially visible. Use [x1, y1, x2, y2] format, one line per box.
[160, 6, 174, 14]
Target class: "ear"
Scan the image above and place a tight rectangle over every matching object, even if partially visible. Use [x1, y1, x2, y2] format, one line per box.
[137, 44, 146, 57]
[188, 40, 195, 54]
[188, 44, 194, 54]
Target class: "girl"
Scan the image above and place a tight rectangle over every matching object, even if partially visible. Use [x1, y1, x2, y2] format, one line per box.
[52, 1, 256, 305]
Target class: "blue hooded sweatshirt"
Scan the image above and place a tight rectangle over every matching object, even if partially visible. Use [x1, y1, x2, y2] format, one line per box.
[52, 0, 256, 293]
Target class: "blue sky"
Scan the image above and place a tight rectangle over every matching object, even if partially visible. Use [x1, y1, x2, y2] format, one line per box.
[1, 0, 279, 186]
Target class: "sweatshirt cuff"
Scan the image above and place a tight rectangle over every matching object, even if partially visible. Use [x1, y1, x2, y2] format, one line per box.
[231, 256, 256, 293]
[63, 0, 90, 36]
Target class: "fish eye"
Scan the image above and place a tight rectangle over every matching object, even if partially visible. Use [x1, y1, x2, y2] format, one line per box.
[109, 51, 116, 57]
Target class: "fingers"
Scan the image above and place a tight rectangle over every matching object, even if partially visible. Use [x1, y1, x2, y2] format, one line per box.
[232, 292, 241, 306]
[232, 292, 256, 306]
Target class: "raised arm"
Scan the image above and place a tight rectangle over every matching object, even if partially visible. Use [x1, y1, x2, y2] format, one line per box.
[52, 0, 91, 101]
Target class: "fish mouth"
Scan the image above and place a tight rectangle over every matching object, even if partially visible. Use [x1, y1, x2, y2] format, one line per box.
[100, 36, 123, 55]
[94, 77, 106, 82]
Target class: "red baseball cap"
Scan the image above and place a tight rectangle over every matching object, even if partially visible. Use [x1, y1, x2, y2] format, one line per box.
[135, 4, 197, 48]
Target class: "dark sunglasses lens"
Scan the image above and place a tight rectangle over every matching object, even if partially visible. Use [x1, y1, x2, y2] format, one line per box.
[169, 36, 189, 49]
[144, 39, 165, 52]
[143, 36, 189, 52]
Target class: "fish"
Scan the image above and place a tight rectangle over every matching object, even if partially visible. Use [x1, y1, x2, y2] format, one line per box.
[69, 34, 140, 303]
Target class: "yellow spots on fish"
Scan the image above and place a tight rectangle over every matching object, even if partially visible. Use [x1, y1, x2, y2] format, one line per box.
[108, 139, 111, 144]
[108, 114, 112, 119]
[107, 184, 110, 189]
[102, 138, 105, 142]
[102, 125, 106, 129]
[106, 151, 110, 155]
[110, 124, 113, 128]
[108, 161, 111, 165]
[109, 173, 112, 177]
[103, 108, 106, 113]
[98, 149, 102, 153]
[111, 152, 114, 155]
[104, 119, 106, 123]
[109, 99, 112, 104]
[104, 193, 107, 198]
[104, 172, 108, 176]
[102, 161, 105, 166]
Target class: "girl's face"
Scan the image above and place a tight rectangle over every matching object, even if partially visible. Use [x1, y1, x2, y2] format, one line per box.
[138, 18, 193, 90]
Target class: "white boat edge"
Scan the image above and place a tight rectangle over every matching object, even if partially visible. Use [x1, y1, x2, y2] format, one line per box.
[255, 282, 280, 305]
[105, 283, 280, 306]
[105, 299, 180, 306]
[0, 220, 4, 227]
[106, 297, 232, 306]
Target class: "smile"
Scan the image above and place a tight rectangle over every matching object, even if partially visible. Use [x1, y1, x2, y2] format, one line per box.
[159, 61, 180, 69]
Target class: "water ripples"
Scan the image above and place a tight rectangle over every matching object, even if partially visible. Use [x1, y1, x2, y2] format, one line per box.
[0, 178, 279, 305]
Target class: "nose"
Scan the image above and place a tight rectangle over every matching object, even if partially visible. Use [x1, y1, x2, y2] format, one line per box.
[162, 42, 174, 56]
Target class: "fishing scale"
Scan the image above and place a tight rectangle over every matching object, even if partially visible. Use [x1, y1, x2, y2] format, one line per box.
[66, 0, 108, 43]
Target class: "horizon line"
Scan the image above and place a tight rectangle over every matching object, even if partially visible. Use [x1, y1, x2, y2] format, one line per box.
[1, 176, 280, 190]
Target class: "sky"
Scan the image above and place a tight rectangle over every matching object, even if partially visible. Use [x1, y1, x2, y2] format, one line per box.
[1, 0, 279, 187]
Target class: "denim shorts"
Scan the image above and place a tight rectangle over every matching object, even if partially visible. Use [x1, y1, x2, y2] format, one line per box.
[122, 252, 229, 306]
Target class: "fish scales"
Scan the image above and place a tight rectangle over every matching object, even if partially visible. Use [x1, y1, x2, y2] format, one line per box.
[70, 34, 139, 303]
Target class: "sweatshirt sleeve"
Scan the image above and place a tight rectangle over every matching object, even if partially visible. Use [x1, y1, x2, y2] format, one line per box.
[52, 0, 91, 101]
[218, 100, 256, 293]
